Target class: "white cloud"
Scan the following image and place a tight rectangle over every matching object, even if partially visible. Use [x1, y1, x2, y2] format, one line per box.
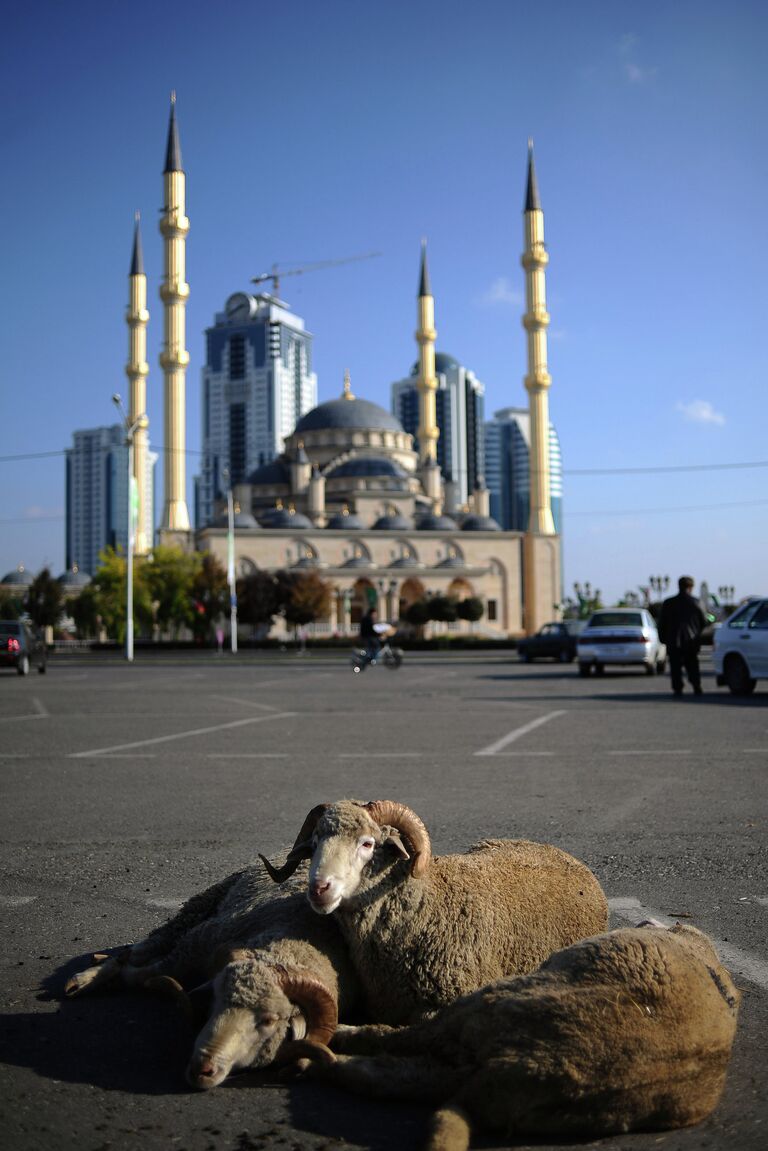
[617, 33, 657, 84]
[478, 276, 523, 308]
[675, 400, 726, 426]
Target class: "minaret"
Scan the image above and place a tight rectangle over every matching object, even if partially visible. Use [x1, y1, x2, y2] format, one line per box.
[415, 240, 441, 507]
[126, 212, 150, 555]
[522, 141, 561, 634]
[522, 140, 555, 536]
[159, 91, 191, 534]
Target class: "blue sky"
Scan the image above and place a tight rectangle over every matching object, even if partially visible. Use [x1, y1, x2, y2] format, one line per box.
[1, 0, 766, 604]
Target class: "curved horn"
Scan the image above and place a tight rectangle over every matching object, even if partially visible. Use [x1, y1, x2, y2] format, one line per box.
[273, 964, 338, 1048]
[143, 974, 195, 1022]
[273, 1038, 337, 1068]
[259, 803, 330, 883]
[363, 800, 432, 877]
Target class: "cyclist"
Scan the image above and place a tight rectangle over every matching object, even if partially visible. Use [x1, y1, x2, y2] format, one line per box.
[360, 607, 382, 663]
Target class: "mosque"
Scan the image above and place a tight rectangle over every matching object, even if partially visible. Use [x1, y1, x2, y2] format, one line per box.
[3, 99, 562, 638]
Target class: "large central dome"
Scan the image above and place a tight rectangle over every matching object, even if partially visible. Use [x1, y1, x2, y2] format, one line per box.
[294, 395, 403, 435]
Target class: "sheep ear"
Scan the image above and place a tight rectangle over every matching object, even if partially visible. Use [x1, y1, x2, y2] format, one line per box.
[290, 1012, 307, 1041]
[187, 981, 215, 1029]
[381, 826, 411, 861]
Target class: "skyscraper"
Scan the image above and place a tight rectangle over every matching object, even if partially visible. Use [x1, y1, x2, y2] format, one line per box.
[65, 426, 157, 577]
[484, 407, 562, 534]
[392, 353, 485, 509]
[197, 291, 317, 526]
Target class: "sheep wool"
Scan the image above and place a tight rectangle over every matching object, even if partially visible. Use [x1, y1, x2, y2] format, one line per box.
[322, 924, 740, 1148]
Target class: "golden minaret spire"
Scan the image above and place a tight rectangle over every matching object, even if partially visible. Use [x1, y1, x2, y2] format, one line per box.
[159, 90, 191, 534]
[522, 140, 555, 536]
[126, 211, 150, 554]
[415, 239, 441, 507]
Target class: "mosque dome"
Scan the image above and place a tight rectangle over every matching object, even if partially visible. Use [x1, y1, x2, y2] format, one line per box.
[372, 512, 412, 530]
[295, 396, 403, 435]
[2, 565, 33, 586]
[325, 510, 365, 530]
[259, 506, 312, 529]
[416, 513, 458, 531]
[461, 514, 502, 532]
[212, 509, 259, 529]
[57, 566, 92, 588]
[327, 457, 407, 480]
[247, 458, 290, 485]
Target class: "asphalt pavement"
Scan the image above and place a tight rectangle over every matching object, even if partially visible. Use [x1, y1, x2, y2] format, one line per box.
[1, 650, 766, 1151]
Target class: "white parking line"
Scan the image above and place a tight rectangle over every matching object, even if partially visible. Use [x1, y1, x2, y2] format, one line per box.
[609, 896, 768, 991]
[32, 697, 49, 717]
[209, 694, 282, 712]
[206, 753, 289, 759]
[69, 711, 295, 758]
[607, 749, 691, 756]
[474, 711, 567, 756]
[0, 895, 37, 906]
[338, 752, 423, 758]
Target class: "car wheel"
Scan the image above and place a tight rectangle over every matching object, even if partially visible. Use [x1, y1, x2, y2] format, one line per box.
[724, 655, 756, 697]
[657, 659, 666, 674]
[17, 655, 30, 677]
[519, 651, 532, 663]
[578, 663, 591, 677]
[644, 662, 656, 676]
[594, 663, 605, 675]
[558, 649, 573, 663]
[38, 661, 47, 674]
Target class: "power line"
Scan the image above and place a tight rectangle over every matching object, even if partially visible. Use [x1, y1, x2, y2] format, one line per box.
[564, 460, 768, 476]
[568, 498, 768, 517]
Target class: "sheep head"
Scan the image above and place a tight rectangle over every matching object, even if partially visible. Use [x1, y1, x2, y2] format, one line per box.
[186, 950, 338, 1090]
[262, 799, 432, 915]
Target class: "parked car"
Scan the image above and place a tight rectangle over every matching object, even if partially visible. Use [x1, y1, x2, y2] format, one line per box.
[577, 608, 666, 677]
[518, 620, 585, 663]
[713, 597, 768, 696]
[0, 620, 47, 676]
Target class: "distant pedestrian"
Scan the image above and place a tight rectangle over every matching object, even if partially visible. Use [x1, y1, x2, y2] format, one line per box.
[658, 576, 707, 696]
[215, 626, 224, 655]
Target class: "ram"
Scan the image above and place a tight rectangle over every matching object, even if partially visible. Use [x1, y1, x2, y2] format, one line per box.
[304, 924, 740, 1148]
[261, 800, 607, 1023]
[65, 861, 356, 1088]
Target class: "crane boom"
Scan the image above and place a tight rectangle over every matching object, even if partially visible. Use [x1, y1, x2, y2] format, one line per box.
[251, 251, 381, 297]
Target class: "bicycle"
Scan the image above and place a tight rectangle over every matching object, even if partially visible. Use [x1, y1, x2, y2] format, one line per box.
[351, 639, 404, 673]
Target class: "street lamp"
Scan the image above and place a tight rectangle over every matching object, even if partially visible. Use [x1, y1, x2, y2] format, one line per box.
[649, 575, 670, 602]
[222, 467, 238, 654]
[112, 394, 145, 663]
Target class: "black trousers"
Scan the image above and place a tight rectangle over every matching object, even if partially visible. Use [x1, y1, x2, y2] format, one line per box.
[668, 645, 701, 693]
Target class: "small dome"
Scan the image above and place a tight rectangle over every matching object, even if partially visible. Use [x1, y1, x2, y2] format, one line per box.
[461, 514, 502, 532]
[212, 509, 259, 529]
[57, 567, 92, 588]
[327, 457, 407, 480]
[259, 506, 312, 529]
[342, 554, 373, 568]
[2, 566, 32, 586]
[373, 513, 412, 530]
[410, 352, 461, 377]
[247, 458, 290, 485]
[326, 511, 365, 530]
[416, 513, 458, 531]
[295, 396, 403, 435]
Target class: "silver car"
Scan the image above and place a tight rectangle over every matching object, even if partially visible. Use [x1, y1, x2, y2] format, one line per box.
[713, 597, 768, 696]
[577, 608, 666, 677]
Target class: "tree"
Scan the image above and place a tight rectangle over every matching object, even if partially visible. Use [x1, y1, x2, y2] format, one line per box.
[92, 547, 152, 642]
[190, 552, 229, 642]
[25, 568, 63, 630]
[70, 584, 101, 639]
[0, 590, 24, 620]
[426, 594, 459, 623]
[403, 600, 431, 628]
[237, 570, 281, 632]
[283, 571, 332, 629]
[457, 596, 484, 623]
[143, 546, 201, 637]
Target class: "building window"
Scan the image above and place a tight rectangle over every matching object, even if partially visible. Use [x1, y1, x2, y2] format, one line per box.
[229, 335, 245, 380]
[487, 599, 497, 621]
[229, 403, 246, 484]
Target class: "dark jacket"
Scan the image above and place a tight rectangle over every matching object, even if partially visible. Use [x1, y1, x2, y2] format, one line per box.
[360, 613, 378, 641]
[658, 593, 707, 650]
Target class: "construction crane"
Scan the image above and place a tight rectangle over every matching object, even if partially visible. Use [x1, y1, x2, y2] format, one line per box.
[251, 252, 382, 298]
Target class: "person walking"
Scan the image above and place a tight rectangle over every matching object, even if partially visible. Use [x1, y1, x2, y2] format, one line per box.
[658, 576, 707, 696]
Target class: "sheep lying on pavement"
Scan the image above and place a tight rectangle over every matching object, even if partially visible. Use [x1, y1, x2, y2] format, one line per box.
[303, 924, 740, 1148]
[65, 860, 358, 1089]
[261, 799, 608, 1023]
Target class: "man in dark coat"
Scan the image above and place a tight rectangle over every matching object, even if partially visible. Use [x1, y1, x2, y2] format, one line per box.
[359, 607, 382, 663]
[658, 576, 707, 696]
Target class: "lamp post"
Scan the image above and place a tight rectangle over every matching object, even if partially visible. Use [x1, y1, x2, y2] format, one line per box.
[649, 575, 670, 603]
[112, 394, 145, 663]
[222, 467, 238, 654]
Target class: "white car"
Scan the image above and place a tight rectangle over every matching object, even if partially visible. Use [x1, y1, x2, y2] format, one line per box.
[577, 608, 667, 677]
[713, 597, 768, 695]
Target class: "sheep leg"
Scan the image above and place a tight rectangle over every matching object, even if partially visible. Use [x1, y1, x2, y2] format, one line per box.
[425, 1103, 472, 1151]
[65, 950, 171, 998]
[315, 1052, 454, 1103]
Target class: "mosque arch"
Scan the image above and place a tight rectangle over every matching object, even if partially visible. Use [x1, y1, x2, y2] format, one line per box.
[448, 577, 475, 598]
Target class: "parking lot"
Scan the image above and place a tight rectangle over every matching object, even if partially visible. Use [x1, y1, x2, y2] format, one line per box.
[1, 651, 766, 1150]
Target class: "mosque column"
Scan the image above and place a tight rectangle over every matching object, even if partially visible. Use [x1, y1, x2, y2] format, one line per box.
[126, 212, 150, 555]
[415, 241, 442, 509]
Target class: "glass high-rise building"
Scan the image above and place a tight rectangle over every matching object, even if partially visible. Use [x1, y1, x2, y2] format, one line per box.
[197, 291, 317, 526]
[484, 407, 562, 533]
[391, 353, 485, 507]
[65, 425, 157, 576]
